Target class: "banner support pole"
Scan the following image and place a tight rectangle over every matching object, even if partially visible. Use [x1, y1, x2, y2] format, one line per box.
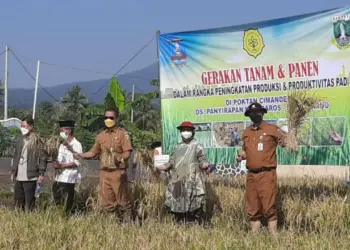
[156, 30, 163, 152]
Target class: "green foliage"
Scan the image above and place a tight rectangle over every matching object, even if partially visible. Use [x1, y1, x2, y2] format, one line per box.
[7, 127, 20, 136]
[143, 78, 160, 99]
[8, 108, 31, 119]
[0, 78, 161, 156]
[35, 116, 59, 138]
[109, 77, 125, 111]
[120, 120, 161, 148]
[80, 104, 105, 132]
[74, 127, 96, 152]
[104, 92, 117, 110]
[60, 86, 88, 121]
[0, 124, 14, 157]
[311, 117, 346, 146]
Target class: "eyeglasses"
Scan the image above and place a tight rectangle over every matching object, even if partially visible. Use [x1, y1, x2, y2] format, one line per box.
[104, 116, 115, 120]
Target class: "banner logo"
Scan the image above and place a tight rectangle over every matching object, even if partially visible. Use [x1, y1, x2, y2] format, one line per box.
[243, 28, 265, 58]
[169, 38, 187, 67]
[332, 15, 350, 50]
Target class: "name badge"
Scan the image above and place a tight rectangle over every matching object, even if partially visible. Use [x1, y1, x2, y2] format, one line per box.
[258, 143, 263, 151]
[240, 160, 247, 171]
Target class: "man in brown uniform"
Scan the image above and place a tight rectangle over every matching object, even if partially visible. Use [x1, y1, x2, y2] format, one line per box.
[237, 102, 285, 234]
[74, 108, 133, 221]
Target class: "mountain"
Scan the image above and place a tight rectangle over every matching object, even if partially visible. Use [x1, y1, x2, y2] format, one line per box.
[8, 62, 158, 108]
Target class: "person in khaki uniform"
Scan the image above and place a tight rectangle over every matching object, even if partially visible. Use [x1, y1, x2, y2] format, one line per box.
[237, 102, 285, 234]
[74, 108, 133, 221]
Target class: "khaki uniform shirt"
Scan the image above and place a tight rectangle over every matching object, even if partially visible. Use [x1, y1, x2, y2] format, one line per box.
[242, 121, 285, 169]
[90, 127, 132, 170]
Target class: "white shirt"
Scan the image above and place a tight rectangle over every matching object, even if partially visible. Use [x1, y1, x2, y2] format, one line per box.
[154, 146, 162, 155]
[55, 138, 83, 184]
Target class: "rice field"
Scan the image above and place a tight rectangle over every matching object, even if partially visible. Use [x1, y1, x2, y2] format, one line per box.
[311, 116, 346, 146]
[1, 176, 350, 249]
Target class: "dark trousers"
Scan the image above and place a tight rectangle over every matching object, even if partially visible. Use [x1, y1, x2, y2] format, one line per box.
[171, 208, 210, 227]
[14, 181, 37, 211]
[52, 181, 75, 213]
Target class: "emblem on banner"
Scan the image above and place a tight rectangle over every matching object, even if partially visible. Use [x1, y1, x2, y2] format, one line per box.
[332, 15, 350, 50]
[243, 28, 265, 58]
[169, 38, 187, 67]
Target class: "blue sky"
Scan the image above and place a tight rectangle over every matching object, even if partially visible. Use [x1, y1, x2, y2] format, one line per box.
[0, 0, 348, 89]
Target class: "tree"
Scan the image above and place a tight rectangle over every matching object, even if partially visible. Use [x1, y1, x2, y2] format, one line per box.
[81, 77, 128, 132]
[74, 126, 96, 152]
[78, 77, 162, 149]
[0, 124, 14, 157]
[32, 102, 63, 137]
[60, 86, 88, 121]
[132, 78, 161, 132]
[142, 78, 160, 100]
[130, 95, 160, 131]
[8, 108, 31, 119]
[80, 103, 105, 132]
[119, 78, 161, 144]
[38, 101, 55, 115]
[120, 120, 161, 149]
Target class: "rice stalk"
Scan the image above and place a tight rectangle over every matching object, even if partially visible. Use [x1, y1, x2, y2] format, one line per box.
[1, 176, 349, 249]
[135, 148, 161, 182]
[42, 135, 87, 181]
[286, 90, 323, 151]
[42, 135, 61, 160]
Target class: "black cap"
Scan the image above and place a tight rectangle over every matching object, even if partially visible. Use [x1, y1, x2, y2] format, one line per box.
[151, 141, 161, 149]
[244, 102, 267, 117]
[58, 120, 75, 128]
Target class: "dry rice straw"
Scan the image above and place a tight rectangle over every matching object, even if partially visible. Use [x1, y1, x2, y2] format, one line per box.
[285, 90, 323, 151]
[135, 148, 160, 182]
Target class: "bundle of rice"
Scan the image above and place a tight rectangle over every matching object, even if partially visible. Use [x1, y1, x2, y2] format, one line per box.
[43, 135, 61, 161]
[134, 148, 160, 182]
[40, 135, 61, 177]
[285, 90, 323, 151]
[43, 135, 86, 179]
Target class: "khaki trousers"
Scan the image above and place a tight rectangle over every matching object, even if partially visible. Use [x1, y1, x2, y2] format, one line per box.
[245, 170, 277, 221]
[99, 169, 132, 213]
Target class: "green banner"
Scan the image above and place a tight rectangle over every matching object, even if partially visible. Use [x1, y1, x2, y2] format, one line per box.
[158, 8, 350, 166]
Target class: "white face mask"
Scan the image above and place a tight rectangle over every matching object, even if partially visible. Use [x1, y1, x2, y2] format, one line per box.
[20, 128, 29, 136]
[181, 131, 193, 139]
[60, 132, 68, 141]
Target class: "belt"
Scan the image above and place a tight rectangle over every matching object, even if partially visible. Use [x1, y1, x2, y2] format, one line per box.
[248, 167, 276, 174]
[100, 168, 124, 172]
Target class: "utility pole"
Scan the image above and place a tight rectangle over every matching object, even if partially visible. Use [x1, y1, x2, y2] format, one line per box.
[32, 60, 40, 119]
[4, 45, 9, 120]
[131, 84, 135, 122]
